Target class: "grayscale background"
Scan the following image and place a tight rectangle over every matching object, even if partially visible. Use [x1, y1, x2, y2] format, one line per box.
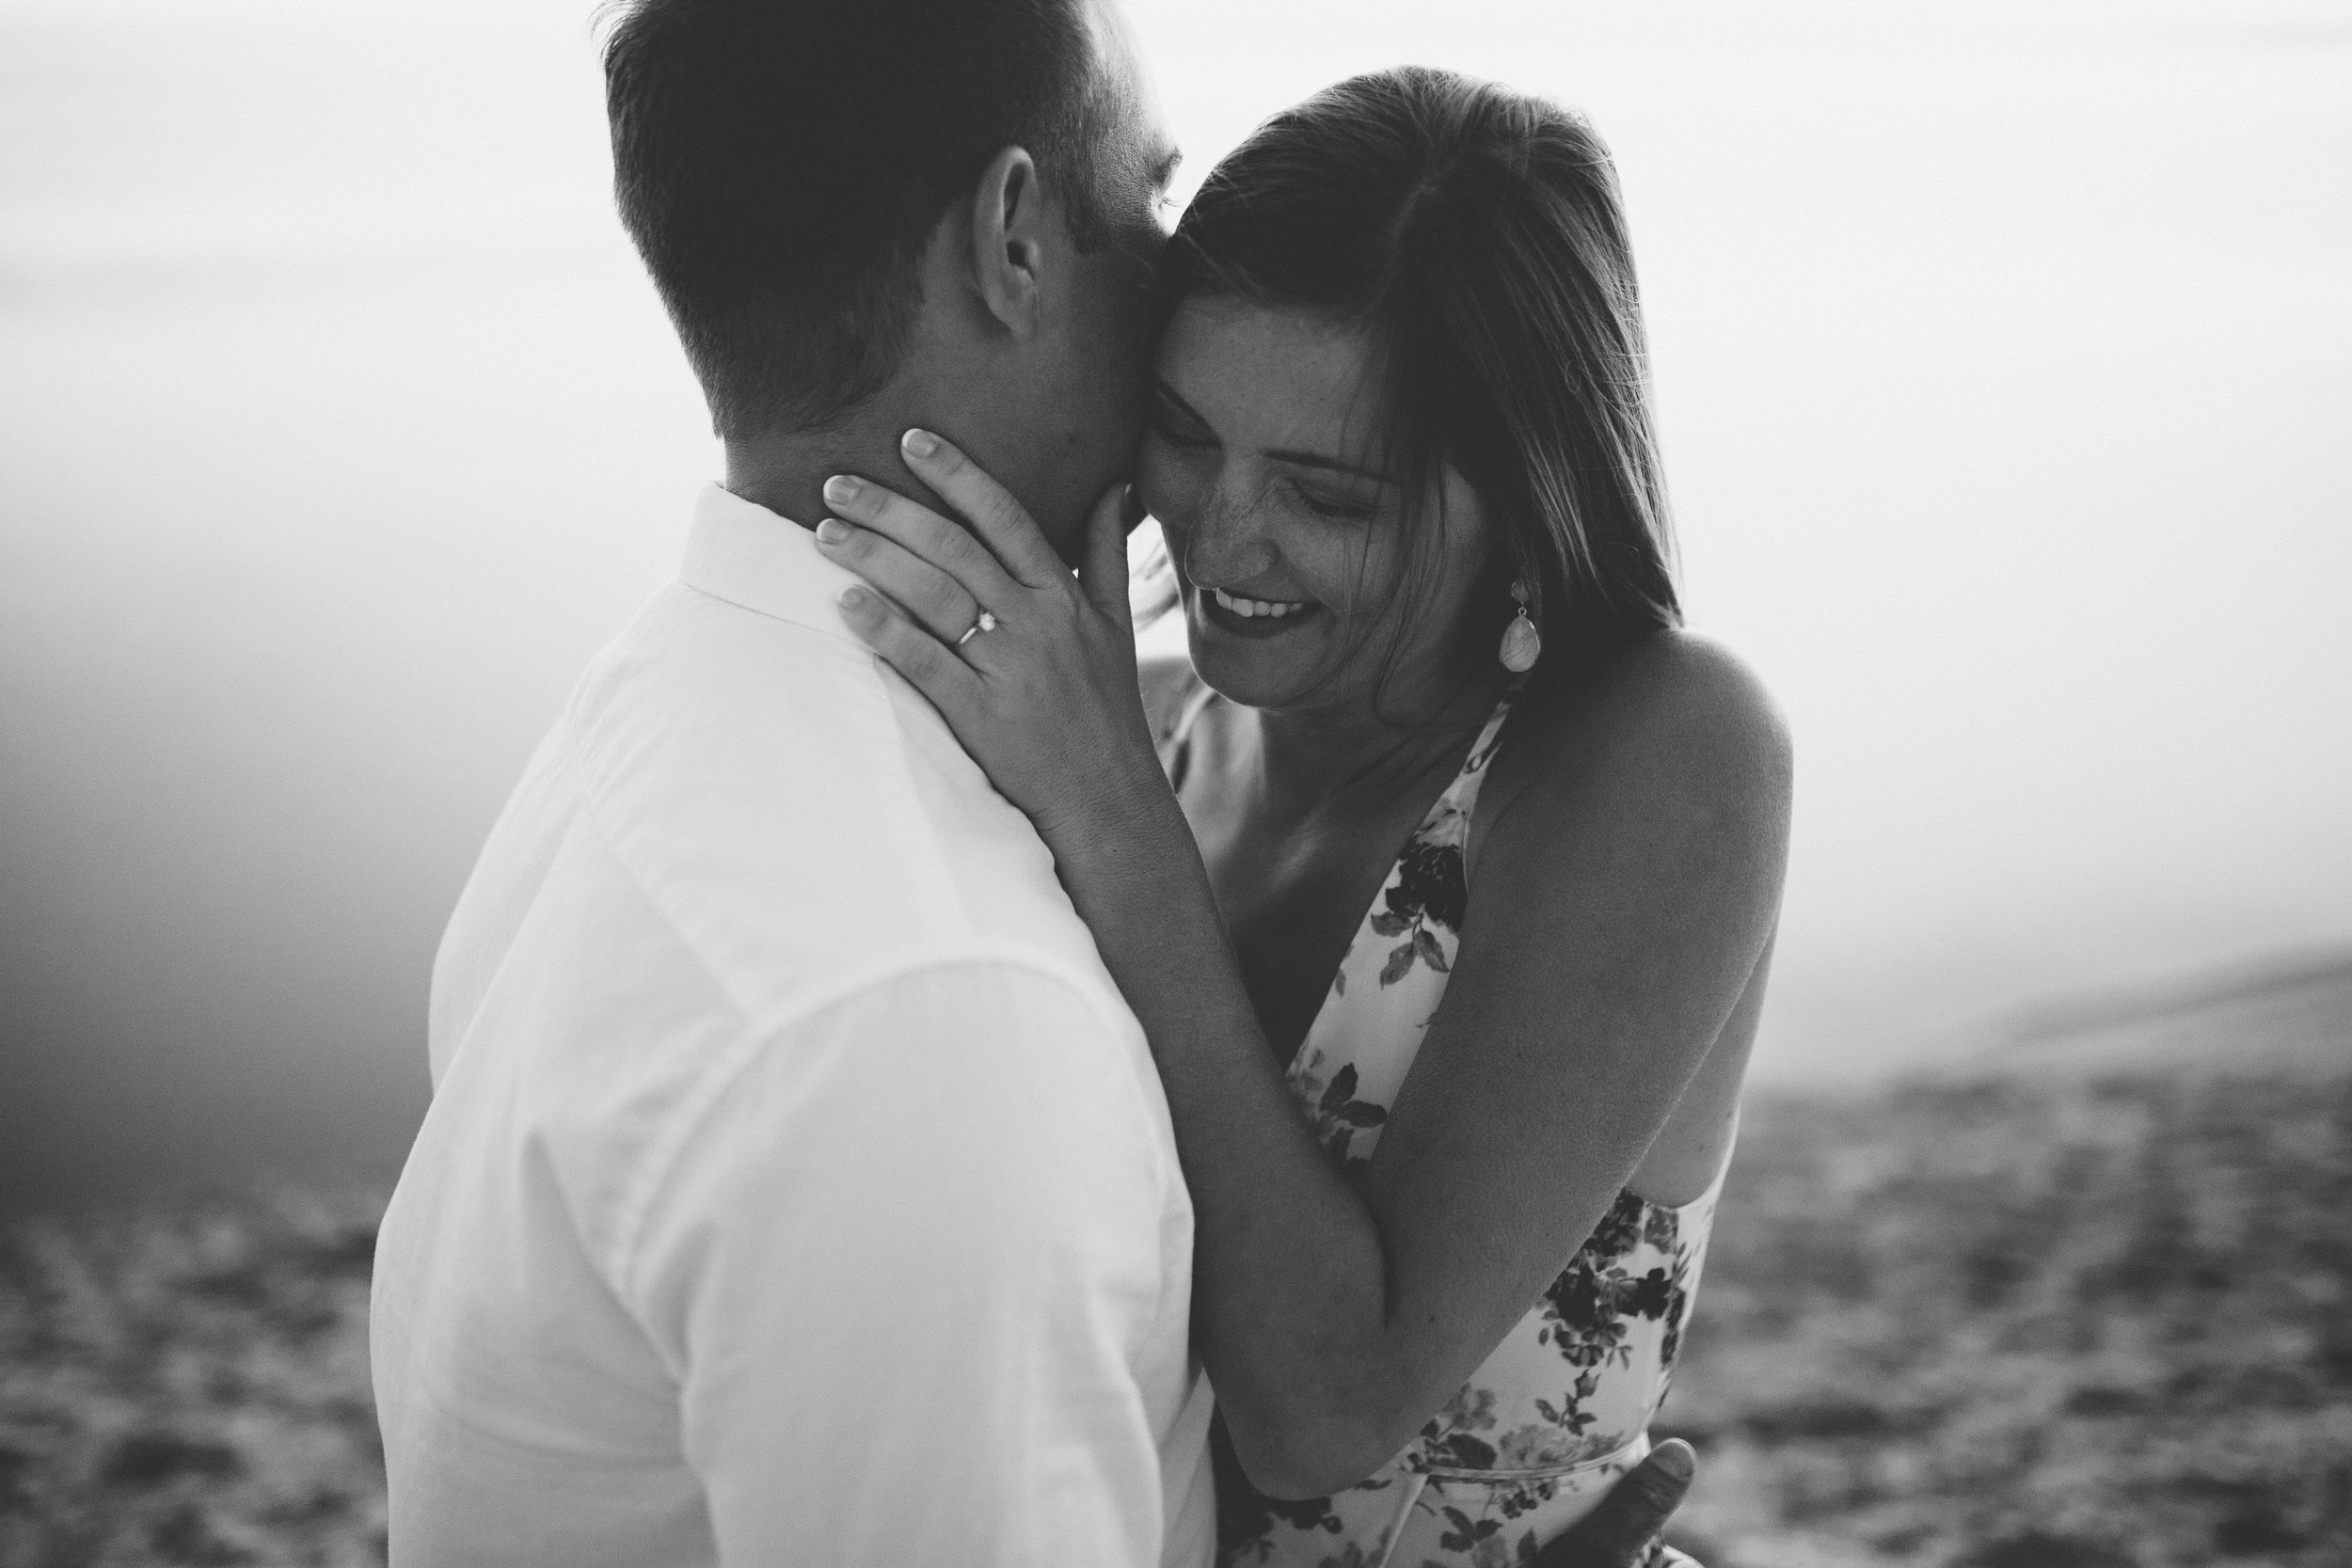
[4, 0, 2346, 1562]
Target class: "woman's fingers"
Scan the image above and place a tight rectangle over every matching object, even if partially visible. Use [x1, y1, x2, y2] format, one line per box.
[1076, 480, 1135, 630]
[814, 519, 982, 645]
[820, 473, 1025, 612]
[834, 584, 979, 712]
[898, 429, 1068, 587]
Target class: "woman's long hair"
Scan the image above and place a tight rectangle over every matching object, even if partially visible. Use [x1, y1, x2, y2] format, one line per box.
[1157, 67, 1680, 694]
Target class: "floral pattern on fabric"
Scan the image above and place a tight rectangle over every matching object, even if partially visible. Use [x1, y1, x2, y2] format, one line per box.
[1173, 686, 1730, 1568]
[1360, 736, 1481, 992]
[1289, 1053, 1391, 1174]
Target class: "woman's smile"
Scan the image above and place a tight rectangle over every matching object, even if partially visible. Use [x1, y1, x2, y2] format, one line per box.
[1196, 583, 1325, 640]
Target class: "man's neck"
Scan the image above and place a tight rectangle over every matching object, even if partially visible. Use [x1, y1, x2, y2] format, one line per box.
[722, 416, 953, 532]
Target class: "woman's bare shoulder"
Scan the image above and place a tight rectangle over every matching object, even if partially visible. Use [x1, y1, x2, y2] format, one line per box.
[1488, 628, 1792, 844]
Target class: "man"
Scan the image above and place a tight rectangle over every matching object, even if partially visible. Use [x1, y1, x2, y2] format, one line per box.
[368, 0, 1695, 1562]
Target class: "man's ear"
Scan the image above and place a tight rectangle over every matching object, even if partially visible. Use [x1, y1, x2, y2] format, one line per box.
[965, 144, 1045, 340]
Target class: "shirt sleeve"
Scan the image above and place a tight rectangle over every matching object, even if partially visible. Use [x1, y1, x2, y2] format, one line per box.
[625, 958, 1177, 1568]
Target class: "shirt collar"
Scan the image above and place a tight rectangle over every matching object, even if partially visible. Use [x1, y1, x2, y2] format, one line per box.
[678, 483, 861, 644]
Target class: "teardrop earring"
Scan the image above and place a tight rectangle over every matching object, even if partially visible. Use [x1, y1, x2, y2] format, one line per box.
[1499, 578, 1542, 673]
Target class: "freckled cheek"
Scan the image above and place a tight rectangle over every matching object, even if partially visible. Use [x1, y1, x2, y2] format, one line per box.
[1297, 528, 1398, 619]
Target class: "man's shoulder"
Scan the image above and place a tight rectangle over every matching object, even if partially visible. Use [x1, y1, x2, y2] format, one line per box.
[570, 579, 879, 796]
[556, 581, 1117, 1022]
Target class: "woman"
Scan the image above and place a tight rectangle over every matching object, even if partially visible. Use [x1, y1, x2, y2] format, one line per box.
[817, 68, 1790, 1567]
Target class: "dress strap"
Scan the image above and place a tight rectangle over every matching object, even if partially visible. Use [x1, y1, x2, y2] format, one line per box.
[1430, 679, 1524, 822]
[1696, 1102, 1743, 1205]
[1661, 1104, 1743, 1214]
[1464, 684, 1520, 773]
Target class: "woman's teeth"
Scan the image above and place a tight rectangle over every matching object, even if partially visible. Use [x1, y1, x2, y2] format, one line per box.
[1210, 586, 1311, 619]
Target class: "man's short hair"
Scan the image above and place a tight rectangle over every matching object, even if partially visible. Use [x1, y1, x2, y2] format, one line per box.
[604, 0, 1126, 437]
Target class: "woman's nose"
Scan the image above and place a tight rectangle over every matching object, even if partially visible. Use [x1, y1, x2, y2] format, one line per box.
[1181, 487, 1278, 585]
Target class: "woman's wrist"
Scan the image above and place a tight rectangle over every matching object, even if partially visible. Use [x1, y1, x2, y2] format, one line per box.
[1043, 742, 1187, 863]
[1024, 757, 1200, 950]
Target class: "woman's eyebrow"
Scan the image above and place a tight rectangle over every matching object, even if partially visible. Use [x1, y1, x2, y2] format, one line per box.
[1263, 448, 1388, 483]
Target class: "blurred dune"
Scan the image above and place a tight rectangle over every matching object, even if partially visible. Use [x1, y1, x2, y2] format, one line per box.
[1979, 949, 2352, 1082]
[1656, 1063, 2352, 1568]
[4, 984, 2346, 1565]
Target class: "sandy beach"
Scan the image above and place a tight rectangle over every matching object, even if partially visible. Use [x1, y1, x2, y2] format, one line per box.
[6, 968, 2346, 1565]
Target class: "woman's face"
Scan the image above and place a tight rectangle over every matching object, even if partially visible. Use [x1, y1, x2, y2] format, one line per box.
[1135, 297, 1502, 717]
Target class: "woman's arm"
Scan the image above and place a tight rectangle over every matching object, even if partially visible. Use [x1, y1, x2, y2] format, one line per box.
[1077, 642, 1787, 1497]
[818, 433, 1792, 1498]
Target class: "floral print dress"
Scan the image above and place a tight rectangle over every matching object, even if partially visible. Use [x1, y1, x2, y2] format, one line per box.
[1161, 680, 1727, 1568]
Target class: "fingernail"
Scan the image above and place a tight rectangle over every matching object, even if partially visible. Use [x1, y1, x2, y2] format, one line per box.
[837, 584, 867, 609]
[900, 428, 938, 459]
[815, 518, 850, 546]
[822, 474, 859, 507]
[1651, 1439, 1693, 1481]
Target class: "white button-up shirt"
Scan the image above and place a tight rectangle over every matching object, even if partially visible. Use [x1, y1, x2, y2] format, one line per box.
[371, 484, 1214, 1568]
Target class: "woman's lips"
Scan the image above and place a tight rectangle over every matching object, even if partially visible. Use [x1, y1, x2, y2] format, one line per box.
[1194, 585, 1323, 640]
[1208, 585, 1311, 620]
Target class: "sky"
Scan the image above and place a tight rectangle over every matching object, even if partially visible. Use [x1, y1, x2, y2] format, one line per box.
[3, 0, 2348, 1205]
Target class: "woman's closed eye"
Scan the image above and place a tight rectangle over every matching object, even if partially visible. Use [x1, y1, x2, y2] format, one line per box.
[1148, 410, 1217, 452]
[1290, 480, 1378, 522]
